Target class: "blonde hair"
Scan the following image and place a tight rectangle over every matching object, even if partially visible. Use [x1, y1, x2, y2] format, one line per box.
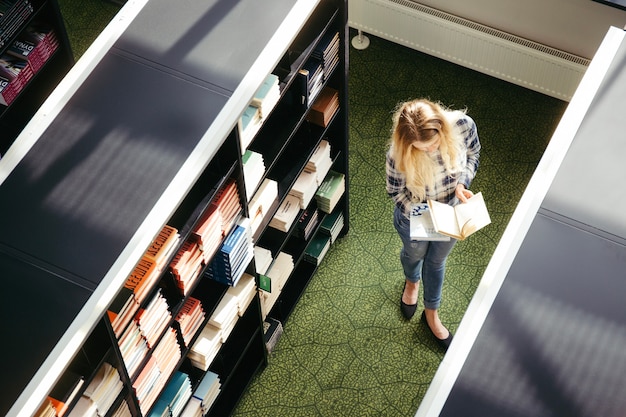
[388, 99, 465, 201]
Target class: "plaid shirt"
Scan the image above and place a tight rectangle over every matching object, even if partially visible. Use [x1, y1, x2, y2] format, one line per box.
[386, 114, 481, 218]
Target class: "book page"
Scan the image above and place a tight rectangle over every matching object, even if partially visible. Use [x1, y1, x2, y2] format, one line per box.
[454, 192, 491, 239]
[428, 199, 461, 238]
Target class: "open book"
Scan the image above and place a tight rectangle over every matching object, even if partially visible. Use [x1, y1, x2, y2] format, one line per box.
[427, 192, 491, 240]
[410, 203, 450, 241]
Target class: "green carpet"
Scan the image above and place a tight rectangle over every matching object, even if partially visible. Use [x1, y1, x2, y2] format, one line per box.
[58, 5, 567, 416]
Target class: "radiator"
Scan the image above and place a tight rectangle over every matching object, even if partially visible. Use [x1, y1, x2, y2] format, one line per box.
[348, 0, 590, 101]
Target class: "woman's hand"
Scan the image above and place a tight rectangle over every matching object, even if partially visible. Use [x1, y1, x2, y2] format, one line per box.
[456, 184, 474, 203]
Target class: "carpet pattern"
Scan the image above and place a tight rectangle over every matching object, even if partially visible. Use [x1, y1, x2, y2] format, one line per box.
[58, 5, 568, 416]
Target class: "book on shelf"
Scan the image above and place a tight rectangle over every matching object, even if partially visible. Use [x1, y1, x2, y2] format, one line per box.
[175, 296, 205, 347]
[289, 169, 317, 209]
[242, 149, 266, 201]
[144, 224, 180, 271]
[192, 204, 223, 260]
[304, 233, 331, 266]
[81, 362, 123, 417]
[302, 56, 323, 105]
[191, 370, 221, 415]
[153, 371, 192, 417]
[305, 139, 333, 186]
[7, 24, 59, 73]
[409, 203, 450, 241]
[306, 85, 339, 127]
[296, 206, 320, 241]
[319, 208, 344, 243]
[0, 0, 35, 48]
[253, 245, 273, 275]
[226, 272, 257, 316]
[170, 238, 204, 295]
[263, 317, 283, 354]
[427, 192, 491, 240]
[206, 218, 253, 286]
[208, 292, 239, 341]
[47, 370, 84, 417]
[210, 178, 241, 235]
[249, 177, 278, 236]
[135, 289, 171, 349]
[189, 324, 222, 371]
[107, 286, 138, 338]
[33, 399, 55, 417]
[251, 73, 280, 118]
[269, 194, 300, 232]
[125, 256, 159, 305]
[0, 53, 33, 106]
[237, 104, 262, 152]
[315, 169, 345, 214]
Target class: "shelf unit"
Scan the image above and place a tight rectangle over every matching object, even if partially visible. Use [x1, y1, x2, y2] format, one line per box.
[0, 0, 74, 156]
[0, 0, 348, 416]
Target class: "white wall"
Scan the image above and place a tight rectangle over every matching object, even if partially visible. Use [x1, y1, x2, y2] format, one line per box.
[415, 0, 626, 59]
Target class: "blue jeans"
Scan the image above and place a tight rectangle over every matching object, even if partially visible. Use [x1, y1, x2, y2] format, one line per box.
[393, 206, 457, 310]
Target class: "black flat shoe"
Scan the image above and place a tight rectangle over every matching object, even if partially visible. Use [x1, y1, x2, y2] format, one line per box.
[400, 283, 417, 319]
[421, 311, 453, 350]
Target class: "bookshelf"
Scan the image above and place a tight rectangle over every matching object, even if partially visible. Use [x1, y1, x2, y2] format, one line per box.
[0, 0, 73, 156]
[0, 0, 348, 416]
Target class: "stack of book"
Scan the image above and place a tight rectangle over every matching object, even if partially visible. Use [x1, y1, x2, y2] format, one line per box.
[117, 320, 149, 378]
[144, 224, 180, 273]
[149, 371, 192, 417]
[208, 292, 239, 342]
[306, 86, 339, 128]
[263, 317, 283, 354]
[135, 289, 172, 349]
[311, 30, 339, 84]
[182, 371, 220, 417]
[237, 73, 281, 153]
[242, 149, 266, 201]
[107, 224, 178, 338]
[253, 245, 272, 275]
[295, 206, 320, 241]
[211, 178, 242, 236]
[170, 238, 204, 296]
[191, 204, 222, 262]
[188, 324, 221, 371]
[33, 400, 56, 417]
[70, 362, 123, 417]
[251, 73, 280, 119]
[205, 218, 253, 287]
[46, 370, 84, 417]
[133, 327, 181, 415]
[0, 0, 34, 48]
[258, 252, 294, 319]
[269, 194, 300, 232]
[304, 139, 333, 185]
[289, 169, 317, 209]
[237, 105, 262, 154]
[319, 209, 344, 243]
[111, 400, 131, 417]
[225, 272, 257, 317]
[107, 254, 160, 338]
[175, 296, 205, 347]
[6, 24, 59, 72]
[314, 170, 345, 214]
[304, 233, 331, 266]
[248, 178, 278, 237]
[300, 57, 323, 106]
[0, 53, 33, 106]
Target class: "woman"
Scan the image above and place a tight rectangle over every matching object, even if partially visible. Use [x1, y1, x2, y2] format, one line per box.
[386, 98, 481, 350]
